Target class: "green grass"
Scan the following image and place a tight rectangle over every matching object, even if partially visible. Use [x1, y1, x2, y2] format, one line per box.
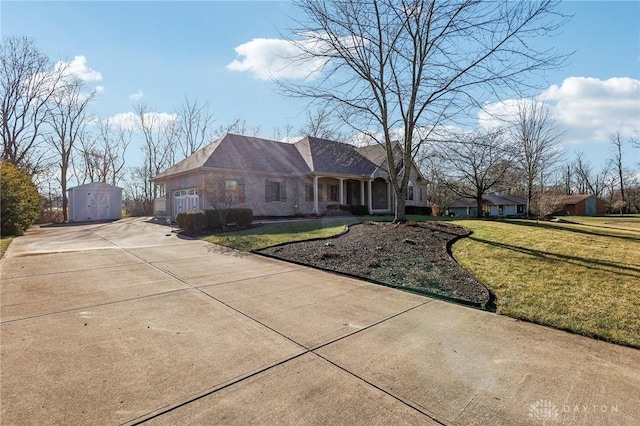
[1, 236, 14, 258]
[202, 217, 364, 251]
[451, 217, 640, 348]
[201, 215, 438, 251]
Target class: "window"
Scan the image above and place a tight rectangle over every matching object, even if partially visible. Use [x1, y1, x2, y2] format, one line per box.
[406, 181, 414, 201]
[517, 204, 525, 214]
[318, 184, 324, 202]
[498, 205, 504, 216]
[225, 179, 245, 202]
[265, 180, 286, 202]
[329, 184, 339, 202]
[305, 183, 314, 201]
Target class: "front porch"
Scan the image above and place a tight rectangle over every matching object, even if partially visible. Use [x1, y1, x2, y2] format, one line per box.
[311, 175, 393, 215]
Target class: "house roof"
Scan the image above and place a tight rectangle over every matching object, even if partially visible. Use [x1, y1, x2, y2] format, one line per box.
[296, 136, 377, 176]
[559, 194, 594, 205]
[450, 193, 526, 208]
[356, 144, 390, 168]
[483, 193, 526, 206]
[153, 134, 309, 180]
[450, 198, 477, 208]
[357, 142, 427, 181]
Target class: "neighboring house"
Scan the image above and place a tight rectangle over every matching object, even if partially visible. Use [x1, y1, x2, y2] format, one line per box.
[151, 133, 428, 218]
[449, 193, 526, 218]
[555, 194, 607, 216]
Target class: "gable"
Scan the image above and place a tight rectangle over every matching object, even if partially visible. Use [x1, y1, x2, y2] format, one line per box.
[297, 137, 377, 176]
[204, 134, 309, 174]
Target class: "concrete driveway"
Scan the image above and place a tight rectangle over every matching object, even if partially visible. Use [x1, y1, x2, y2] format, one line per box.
[1, 217, 638, 425]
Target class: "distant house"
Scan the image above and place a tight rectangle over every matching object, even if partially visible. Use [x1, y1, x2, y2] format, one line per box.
[449, 193, 526, 218]
[151, 133, 428, 218]
[555, 194, 607, 216]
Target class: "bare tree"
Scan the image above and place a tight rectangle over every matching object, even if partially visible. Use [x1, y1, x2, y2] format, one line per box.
[202, 173, 239, 231]
[46, 78, 97, 221]
[571, 152, 611, 197]
[135, 102, 178, 211]
[215, 118, 260, 138]
[298, 106, 344, 140]
[434, 129, 513, 217]
[610, 131, 627, 213]
[175, 96, 215, 160]
[281, 0, 569, 222]
[532, 190, 565, 220]
[80, 119, 130, 186]
[1, 36, 65, 173]
[509, 100, 564, 217]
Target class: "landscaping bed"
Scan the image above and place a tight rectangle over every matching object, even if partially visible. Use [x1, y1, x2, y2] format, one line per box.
[258, 221, 492, 309]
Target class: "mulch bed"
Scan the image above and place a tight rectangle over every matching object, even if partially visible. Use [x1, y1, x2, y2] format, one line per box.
[257, 221, 493, 310]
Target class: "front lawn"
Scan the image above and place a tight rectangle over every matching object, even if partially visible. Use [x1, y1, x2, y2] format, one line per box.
[1, 236, 14, 258]
[202, 217, 364, 251]
[451, 218, 640, 348]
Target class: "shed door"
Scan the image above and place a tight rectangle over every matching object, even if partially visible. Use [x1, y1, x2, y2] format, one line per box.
[88, 192, 109, 220]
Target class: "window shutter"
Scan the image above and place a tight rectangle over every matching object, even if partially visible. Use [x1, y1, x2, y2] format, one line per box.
[265, 180, 271, 202]
[238, 179, 245, 202]
[280, 181, 287, 202]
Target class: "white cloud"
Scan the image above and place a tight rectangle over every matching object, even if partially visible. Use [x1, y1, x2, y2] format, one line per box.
[129, 89, 144, 102]
[55, 55, 102, 82]
[107, 111, 177, 131]
[226, 37, 329, 80]
[479, 77, 640, 144]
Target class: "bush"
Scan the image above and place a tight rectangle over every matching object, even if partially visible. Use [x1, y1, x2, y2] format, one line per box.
[228, 208, 253, 228]
[349, 205, 369, 215]
[405, 205, 432, 215]
[1, 162, 43, 236]
[177, 209, 253, 232]
[176, 211, 208, 232]
[204, 209, 223, 230]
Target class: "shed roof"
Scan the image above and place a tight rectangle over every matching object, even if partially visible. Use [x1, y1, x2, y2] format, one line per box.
[68, 182, 123, 192]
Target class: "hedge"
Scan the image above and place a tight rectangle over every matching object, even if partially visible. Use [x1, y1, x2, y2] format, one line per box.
[405, 205, 432, 215]
[176, 208, 253, 232]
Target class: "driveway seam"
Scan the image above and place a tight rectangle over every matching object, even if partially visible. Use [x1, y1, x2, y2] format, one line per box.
[125, 298, 439, 425]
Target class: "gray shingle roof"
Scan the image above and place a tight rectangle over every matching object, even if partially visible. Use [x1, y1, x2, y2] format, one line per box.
[451, 193, 526, 208]
[296, 137, 377, 176]
[153, 134, 309, 180]
[154, 134, 391, 181]
[203, 134, 308, 174]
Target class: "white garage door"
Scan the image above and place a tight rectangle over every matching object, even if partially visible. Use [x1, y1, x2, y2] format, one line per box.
[174, 189, 199, 217]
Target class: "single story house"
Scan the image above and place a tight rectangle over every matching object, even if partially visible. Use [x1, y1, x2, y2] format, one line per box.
[151, 133, 428, 218]
[555, 194, 607, 216]
[449, 193, 526, 218]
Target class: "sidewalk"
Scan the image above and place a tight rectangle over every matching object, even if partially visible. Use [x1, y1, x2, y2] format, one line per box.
[1, 217, 638, 425]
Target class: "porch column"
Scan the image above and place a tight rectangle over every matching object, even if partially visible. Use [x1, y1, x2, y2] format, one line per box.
[367, 179, 372, 214]
[360, 180, 365, 205]
[339, 178, 344, 205]
[313, 175, 319, 214]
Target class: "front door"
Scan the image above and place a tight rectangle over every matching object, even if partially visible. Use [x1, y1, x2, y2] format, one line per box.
[87, 192, 109, 220]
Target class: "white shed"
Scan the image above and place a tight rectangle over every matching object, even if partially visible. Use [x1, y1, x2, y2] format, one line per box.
[67, 182, 123, 222]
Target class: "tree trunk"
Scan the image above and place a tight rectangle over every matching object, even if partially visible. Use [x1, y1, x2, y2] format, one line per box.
[394, 192, 406, 223]
[476, 197, 484, 218]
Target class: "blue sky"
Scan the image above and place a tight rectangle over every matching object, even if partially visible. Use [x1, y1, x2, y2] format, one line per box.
[3, 0, 639, 173]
